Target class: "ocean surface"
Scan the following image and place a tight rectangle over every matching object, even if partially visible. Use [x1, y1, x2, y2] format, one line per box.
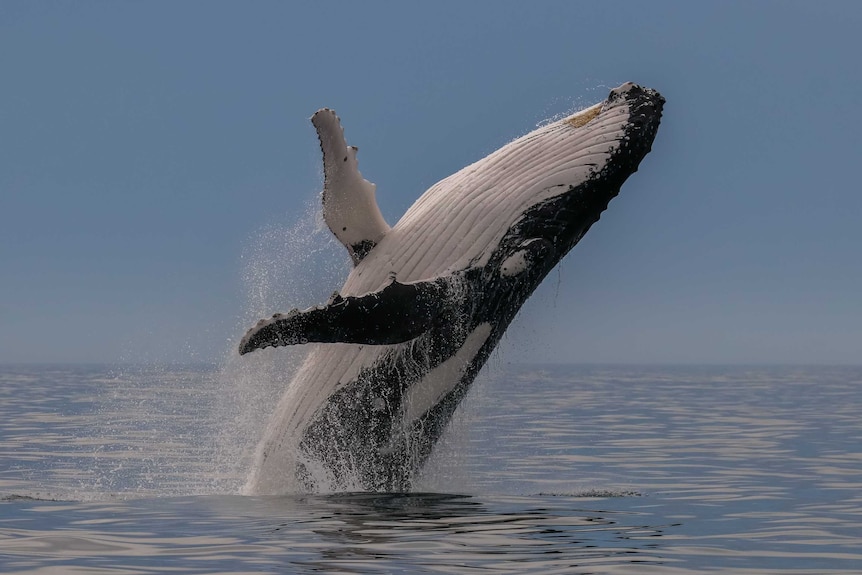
[1, 362, 861, 574]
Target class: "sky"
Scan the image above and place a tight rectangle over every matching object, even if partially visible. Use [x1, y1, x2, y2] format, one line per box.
[1, 1, 860, 365]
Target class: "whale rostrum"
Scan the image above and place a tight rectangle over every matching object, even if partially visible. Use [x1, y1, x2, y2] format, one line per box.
[240, 82, 665, 493]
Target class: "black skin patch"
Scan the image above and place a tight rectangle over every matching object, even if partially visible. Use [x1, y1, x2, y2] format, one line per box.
[238, 276, 458, 354]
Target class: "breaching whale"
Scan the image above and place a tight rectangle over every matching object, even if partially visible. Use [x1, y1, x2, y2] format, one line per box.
[240, 82, 664, 494]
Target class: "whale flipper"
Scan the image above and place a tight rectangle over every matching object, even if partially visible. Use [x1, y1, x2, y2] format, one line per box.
[312, 108, 390, 264]
[239, 277, 457, 354]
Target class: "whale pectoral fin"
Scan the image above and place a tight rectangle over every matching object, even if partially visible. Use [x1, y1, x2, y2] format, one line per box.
[239, 277, 453, 355]
[312, 109, 390, 265]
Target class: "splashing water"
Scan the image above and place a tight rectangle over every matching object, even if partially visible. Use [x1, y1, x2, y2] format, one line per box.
[211, 199, 350, 493]
[240, 199, 350, 319]
[26, 198, 487, 498]
[82, 199, 352, 498]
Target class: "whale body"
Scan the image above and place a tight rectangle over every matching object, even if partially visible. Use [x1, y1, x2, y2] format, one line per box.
[240, 82, 664, 493]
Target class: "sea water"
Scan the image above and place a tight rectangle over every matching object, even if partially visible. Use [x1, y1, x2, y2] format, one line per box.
[1, 363, 861, 574]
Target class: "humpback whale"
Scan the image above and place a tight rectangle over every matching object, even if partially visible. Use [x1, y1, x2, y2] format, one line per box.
[240, 82, 664, 494]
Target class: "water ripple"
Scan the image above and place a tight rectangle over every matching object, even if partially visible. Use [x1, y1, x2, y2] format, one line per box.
[1, 364, 862, 573]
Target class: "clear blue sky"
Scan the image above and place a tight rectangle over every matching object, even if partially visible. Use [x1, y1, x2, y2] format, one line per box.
[1, 1, 860, 364]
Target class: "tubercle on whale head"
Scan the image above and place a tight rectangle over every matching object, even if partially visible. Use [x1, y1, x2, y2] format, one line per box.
[593, 82, 664, 184]
[603, 82, 665, 115]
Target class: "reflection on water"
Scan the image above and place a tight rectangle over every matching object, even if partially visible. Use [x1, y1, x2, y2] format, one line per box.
[1, 492, 675, 574]
[1, 364, 862, 574]
[275, 492, 675, 574]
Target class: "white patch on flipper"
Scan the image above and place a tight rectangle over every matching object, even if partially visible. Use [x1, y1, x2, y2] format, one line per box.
[401, 323, 493, 423]
[312, 109, 390, 263]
